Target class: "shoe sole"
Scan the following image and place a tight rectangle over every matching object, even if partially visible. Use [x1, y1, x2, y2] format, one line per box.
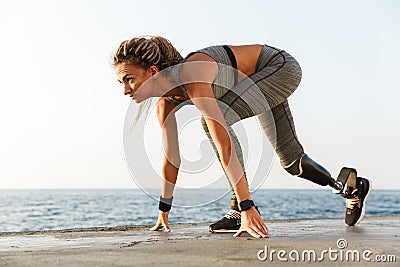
[208, 226, 239, 233]
[355, 179, 372, 225]
[209, 229, 238, 233]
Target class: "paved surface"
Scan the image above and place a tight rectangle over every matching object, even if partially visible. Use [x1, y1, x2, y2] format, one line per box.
[0, 216, 399, 266]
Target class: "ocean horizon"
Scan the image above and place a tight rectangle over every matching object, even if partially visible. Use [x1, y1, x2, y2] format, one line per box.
[0, 189, 398, 233]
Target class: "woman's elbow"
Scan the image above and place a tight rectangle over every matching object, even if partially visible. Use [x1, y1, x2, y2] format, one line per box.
[218, 144, 234, 166]
[163, 154, 181, 168]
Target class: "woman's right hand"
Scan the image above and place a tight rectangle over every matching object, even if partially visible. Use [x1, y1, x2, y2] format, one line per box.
[233, 207, 269, 238]
[150, 211, 171, 232]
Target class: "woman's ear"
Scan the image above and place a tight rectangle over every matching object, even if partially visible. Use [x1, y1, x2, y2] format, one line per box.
[150, 65, 159, 76]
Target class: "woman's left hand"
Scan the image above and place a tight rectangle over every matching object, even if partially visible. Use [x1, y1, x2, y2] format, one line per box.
[149, 211, 171, 232]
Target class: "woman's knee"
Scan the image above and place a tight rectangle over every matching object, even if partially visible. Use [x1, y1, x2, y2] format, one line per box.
[284, 53, 302, 91]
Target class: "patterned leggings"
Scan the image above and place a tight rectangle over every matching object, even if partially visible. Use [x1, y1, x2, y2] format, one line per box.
[200, 45, 305, 198]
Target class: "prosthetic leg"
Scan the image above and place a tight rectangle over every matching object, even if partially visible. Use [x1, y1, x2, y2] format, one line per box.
[284, 154, 344, 191]
[285, 153, 371, 226]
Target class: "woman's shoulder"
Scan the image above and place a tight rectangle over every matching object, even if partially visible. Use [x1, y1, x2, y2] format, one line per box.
[185, 44, 264, 61]
[184, 45, 223, 63]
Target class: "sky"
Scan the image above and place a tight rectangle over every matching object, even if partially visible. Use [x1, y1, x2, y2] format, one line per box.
[0, 0, 399, 190]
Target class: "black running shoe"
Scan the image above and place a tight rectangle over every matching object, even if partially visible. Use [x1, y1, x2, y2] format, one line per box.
[208, 210, 241, 233]
[345, 177, 372, 226]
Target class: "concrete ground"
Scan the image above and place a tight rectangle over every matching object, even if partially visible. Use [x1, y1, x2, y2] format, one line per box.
[0, 216, 399, 267]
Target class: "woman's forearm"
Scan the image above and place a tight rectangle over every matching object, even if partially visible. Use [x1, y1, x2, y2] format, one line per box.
[219, 147, 251, 202]
[161, 155, 180, 198]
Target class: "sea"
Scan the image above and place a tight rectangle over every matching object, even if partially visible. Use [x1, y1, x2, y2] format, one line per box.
[0, 189, 398, 233]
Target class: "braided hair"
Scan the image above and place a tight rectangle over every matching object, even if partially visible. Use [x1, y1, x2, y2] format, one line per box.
[113, 35, 183, 72]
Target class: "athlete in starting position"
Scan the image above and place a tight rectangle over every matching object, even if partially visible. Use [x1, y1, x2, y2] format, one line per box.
[113, 36, 371, 238]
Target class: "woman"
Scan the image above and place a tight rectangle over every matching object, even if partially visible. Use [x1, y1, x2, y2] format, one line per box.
[113, 36, 371, 238]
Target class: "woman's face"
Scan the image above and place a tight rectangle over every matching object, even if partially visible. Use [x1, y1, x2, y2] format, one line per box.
[115, 62, 153, 100]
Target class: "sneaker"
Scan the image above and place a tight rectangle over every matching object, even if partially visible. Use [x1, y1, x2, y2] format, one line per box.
[208, 210, 241, 233]
[344, 177, 372, 226]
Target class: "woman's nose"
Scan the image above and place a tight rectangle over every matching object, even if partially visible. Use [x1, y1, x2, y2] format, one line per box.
[123, 84, 131, 95]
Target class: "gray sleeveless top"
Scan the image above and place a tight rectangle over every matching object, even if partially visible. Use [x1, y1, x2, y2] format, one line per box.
[167, 46, 237, 105]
